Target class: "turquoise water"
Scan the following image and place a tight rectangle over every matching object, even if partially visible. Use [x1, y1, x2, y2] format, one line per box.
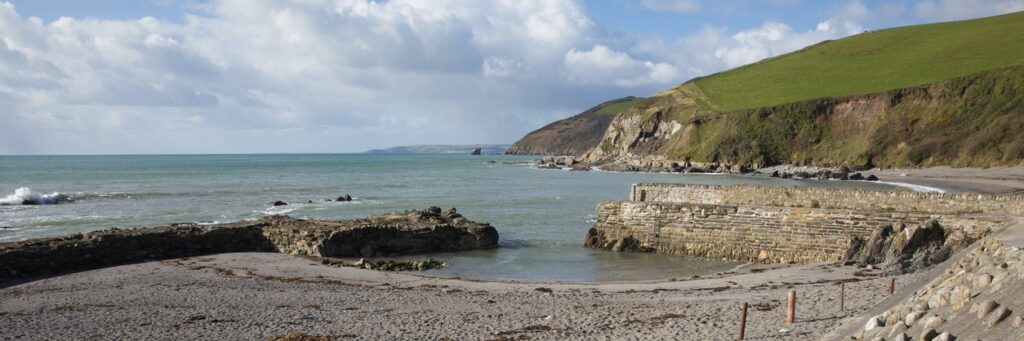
[0, 154, 900, 282]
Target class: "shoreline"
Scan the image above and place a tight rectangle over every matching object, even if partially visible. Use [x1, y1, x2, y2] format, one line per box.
[532, 160, 1024, 194]
[0, 251, 916, 340]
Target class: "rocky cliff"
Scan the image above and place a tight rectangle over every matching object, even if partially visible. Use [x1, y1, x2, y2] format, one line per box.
[505, 97, 643, 156]
[580, 66, 1024, 169]
[0, 207, 498, 281]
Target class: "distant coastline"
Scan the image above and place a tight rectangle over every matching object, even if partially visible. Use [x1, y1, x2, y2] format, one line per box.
[364, 144, 509, 154]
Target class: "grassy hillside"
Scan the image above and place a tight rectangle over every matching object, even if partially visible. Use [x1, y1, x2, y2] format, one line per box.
[505, 97, 644, 155]
[693, 11, 1024, 111]
[522, 12, 1024, 168]
[661, 66, 1024, 167]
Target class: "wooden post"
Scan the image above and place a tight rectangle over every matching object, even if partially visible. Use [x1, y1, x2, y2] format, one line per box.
[888, 278, 895, 296]
[839, 282, 845, 311]
[738, 302, 748, 340]
[787, 289, 796, 325]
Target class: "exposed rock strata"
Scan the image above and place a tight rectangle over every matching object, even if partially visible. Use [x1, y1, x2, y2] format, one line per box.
[0, 207, 498, 281]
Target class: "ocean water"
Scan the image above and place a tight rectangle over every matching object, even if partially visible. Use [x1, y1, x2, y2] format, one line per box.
[0, 154, 902, 282]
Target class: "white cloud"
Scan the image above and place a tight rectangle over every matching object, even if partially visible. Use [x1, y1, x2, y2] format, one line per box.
[640, 0, 702, 13]
[564, 45, 679, 87]
[913, 0, 1024, 21]
[0, 0, 1020, 154]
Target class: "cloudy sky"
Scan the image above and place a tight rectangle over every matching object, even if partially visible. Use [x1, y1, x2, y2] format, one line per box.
[1, 0, 1022, 154]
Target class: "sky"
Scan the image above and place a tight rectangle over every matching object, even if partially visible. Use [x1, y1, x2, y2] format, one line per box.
[1, 0, 1022, 155]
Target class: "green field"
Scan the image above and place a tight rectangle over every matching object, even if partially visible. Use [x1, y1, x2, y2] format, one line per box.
[693, 11, 1024, 111]
[594, 98, 645, 116]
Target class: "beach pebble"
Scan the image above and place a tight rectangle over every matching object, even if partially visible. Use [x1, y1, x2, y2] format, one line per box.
[975, 273, 993, 287]
[974, 300, 998, 319]
[865, 315, 885, 331]
[905, 310, 925, 326]
[922, 315, 944, 330]
[919, 328, 938, 341]
[986, 306, 1010, 327]
[891, 332, 908, 341]
[932, 332, 953, 341]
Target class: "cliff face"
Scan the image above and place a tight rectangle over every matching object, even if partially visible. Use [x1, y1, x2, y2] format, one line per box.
[581, 66, 1024, 168]
[505, 97, 643, 156]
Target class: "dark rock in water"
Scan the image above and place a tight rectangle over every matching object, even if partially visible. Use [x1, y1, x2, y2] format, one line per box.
[484, 160, 496, 164]
[538, 162, 560, 169]
[0, 208, 499, 280]
[794, 171, 811, 179]
[323, 257, 447, 271]
[307, 200, 314, 204]
[781, 172, 793, 179]
[470, 148, 482, 155]
[769, 170, 780, 178]
[866, 175, 879, 181]
[849, 173, 865, 180]
[335, 195, 353, 202]
[271, 201, 288, 206]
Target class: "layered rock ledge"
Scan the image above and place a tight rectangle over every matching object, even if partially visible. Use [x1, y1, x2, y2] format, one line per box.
[0, 207, 498, 281]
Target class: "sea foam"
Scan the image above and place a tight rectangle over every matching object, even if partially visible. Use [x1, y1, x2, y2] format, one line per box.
[0, 187, 71, 205]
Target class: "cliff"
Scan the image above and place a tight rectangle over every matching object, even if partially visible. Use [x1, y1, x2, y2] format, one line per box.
[582, 66, 1024, 169]
[518, 12, 1024, 168]
[0, 207, 498, 281]
[505, 97, 643, 156]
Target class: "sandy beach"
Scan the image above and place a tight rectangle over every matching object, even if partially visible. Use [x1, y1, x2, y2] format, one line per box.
[864, 166, 1024, 194]
[1, 253, 924, 341]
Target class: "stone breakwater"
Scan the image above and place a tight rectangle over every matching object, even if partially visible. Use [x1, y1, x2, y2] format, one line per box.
[586, 184, 1018, 271]
[630, 183, 1024, 215]
[850, 239, 1024, 340]
[0, 207, 498, 281]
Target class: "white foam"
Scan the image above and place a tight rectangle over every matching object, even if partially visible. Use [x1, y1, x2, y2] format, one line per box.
[0, 187, 71, 205]
[873, 181, 947, 193]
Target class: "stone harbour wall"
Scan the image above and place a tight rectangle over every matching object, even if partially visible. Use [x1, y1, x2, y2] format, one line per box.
[630, 183, 1024, 215]
[585, 200, 997, 266]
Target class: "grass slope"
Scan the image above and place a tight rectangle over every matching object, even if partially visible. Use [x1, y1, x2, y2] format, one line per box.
[694, 11, 1024, 112]
[506, 97, 644, 155]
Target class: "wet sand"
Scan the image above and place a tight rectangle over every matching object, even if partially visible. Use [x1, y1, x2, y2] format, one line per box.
[864, 166, 1024, 194]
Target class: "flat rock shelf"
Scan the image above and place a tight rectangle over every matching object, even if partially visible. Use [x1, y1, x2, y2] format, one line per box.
[0, 207, 498, 281]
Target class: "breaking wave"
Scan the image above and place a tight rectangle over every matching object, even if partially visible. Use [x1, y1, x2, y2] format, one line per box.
[0, 188, 72, 205]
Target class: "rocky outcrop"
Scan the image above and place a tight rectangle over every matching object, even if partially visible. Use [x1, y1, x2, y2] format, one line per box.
[506, 97, 644, 156]
[0, 207, 498, 281]
[842, 220, 983, 273]
[850, 239, 1024, 340]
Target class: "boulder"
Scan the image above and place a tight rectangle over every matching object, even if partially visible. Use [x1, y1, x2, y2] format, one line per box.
[986, 306, 1010, 327]
[271, 201, 288, 206]
[866, 175, 880, 181]
[849, 173, 865, 180]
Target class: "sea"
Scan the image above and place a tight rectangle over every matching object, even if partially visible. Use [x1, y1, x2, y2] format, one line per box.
[0, 154, 909, 282]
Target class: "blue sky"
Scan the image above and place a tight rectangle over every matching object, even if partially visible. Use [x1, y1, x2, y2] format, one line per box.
[2, 0, 1022, 154]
